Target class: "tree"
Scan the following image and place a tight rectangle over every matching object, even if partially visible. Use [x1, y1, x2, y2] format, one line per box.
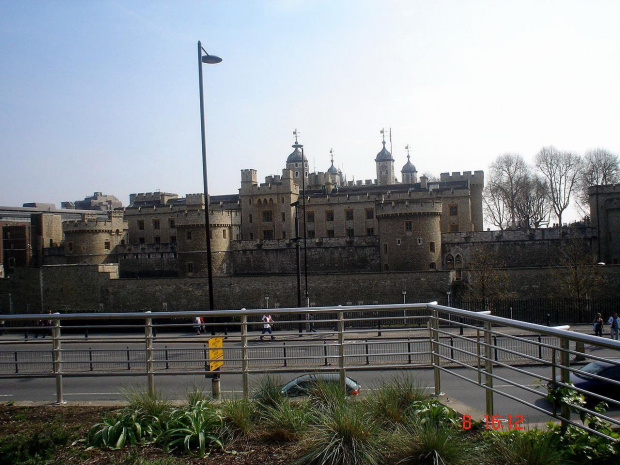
[535, 147, 581, 226]
[483, 184, 510, 230]
[576, 149, 620, 208]
[487, 153, 529, 227]
[551, 238, 603, 304]
[514, 174, 552, 229]
[465, 244, 515, 308]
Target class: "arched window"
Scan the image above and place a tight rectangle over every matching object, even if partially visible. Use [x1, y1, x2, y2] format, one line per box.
[455, 254, 463, 269]
[257, 199, 262, 206]
[445, 254, 454, 270]
[429, 262, 436, 270]
[269, 198, 274, 204]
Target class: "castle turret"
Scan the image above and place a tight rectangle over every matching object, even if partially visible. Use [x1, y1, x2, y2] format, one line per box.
[375, 133, 395, 186]
[285, 132, 308, 187]
[401, 145, 417, 184]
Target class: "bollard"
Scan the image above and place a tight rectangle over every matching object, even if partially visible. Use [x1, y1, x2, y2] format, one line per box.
[575, 341, 586, 362]
[212, 372, 221, 399]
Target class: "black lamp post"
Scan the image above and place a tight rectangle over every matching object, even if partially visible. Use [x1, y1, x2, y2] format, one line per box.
[197, 41, 221, 314]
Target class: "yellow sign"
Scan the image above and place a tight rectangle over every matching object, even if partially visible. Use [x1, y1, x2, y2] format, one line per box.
[209, 336, 224, 371]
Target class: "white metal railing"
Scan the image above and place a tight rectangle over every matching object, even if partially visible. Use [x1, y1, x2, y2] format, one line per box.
[1, 303, 620, 440]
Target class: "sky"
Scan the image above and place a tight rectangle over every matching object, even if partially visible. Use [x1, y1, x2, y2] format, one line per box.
[1, 0, 619, 224]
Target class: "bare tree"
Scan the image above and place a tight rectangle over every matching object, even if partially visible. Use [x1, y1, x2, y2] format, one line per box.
[487, 153, 529, 227]
[534, 146, 581, 226]
[576, 149, 620, 207]
[483, 184, 510, 230]
[514, 174, 552, 229]
[466, 244, 515, 308]
[551, 238, 603, 303]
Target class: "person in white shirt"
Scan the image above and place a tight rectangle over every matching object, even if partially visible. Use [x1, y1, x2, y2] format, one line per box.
[608, 312, 620, 340]
[261, 314, 275, 340]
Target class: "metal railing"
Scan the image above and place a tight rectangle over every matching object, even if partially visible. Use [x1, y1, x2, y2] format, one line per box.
[1, 303, 620, 440]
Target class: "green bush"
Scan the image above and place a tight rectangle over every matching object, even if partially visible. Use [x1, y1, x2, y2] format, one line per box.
[263, 400, 311, 442]
[253, 374, 284, 410]
[163, 400, 224, 457]
[367, 374, 429, 425]
[387, 421, 472, 465]
[220, 397, 256, 441]
[405, 399, 457, 428]
[296, 402, 383, 465]
[86, 409, 145, 450]
[483, 429, 563, 465]
[0, 424, 70, 465]
[123, 387, 173, 422]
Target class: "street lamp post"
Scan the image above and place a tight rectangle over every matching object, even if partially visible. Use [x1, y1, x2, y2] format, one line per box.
[197, 41, 222, 317]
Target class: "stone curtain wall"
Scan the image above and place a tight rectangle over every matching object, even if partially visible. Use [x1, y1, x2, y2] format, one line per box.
[3, 264, 620, 315]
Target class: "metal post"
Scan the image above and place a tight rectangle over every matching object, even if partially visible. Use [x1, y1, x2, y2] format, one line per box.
[365, 339, 369, 365]
[241, 315, 249, 399]
[430, 307, 441, 396]
[145, 314, 154, 396]
[324, 340, 328, 366]
[283, 342, 287, 367]
[560, 337, 571, 429]
[52, 318, 64, 404]
[338, 311, 345, 395]
[484, 321, 494, 416]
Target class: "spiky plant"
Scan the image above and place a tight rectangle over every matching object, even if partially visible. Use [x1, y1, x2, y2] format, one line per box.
[253, 374, 284, 410]
[366, 374, 430, 425]
[263, 400, 312, 442]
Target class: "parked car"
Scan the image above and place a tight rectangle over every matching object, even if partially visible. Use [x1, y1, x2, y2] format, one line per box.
[281, 373, 361, 397]
[547, 359, 620, 406]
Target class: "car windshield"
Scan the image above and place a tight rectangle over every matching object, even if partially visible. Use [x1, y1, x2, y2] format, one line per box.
[577, 362, 607, 379]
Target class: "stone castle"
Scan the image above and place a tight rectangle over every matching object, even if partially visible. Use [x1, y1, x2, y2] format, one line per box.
[1, 134, 617, 288]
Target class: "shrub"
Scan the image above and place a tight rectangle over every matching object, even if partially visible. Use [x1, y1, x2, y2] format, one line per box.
[163, 400, 224, 457]
[483, 429, 563, 465]
[220, 397, 256, 441]
[253, 374, 284, 410]
[387, 421, 472, 465]
[296, 402, 383, 465]
[367, 374, 429, 425]
[123, 386, 173, 422]
[86, 409, 145, 449]
[549, 423, 620, 464]
[0, 423, 70, 465]
[405, 399, 457, 428]
[185, 384, 211, 408]
[263, 400, 311, 442]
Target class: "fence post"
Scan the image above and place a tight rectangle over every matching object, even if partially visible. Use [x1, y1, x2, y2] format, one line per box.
[145, 313, 154, 396]
[430, 306, 441, 396]
[560, 337, 571, 430]
[127, 347, 131, 370]
[365, 340, 369, 365]
[408, 339, 412, 364]
[484, 321, 494, 416]
[14, 352, 18, 374]
[241, 315, 249, 399]
[52, 317, 64, 404]
[165, 346, 169, 370]
[89, 348, 93, 371]
[338, 311, 346, 395]
[324, 340, 328, 366]
[450, 336, 454, 360]
[493, 335, 498, 362]
[283, 342, 287, 368]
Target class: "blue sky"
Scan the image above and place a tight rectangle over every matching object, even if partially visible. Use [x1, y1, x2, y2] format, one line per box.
[1, 1, 619, 223]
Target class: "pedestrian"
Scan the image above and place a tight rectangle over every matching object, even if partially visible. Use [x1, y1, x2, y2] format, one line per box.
[593, 313, 604, 337]
[193, 316, 202, 335]
[608, 312, 620, 340]
[307, 313, 316, 333]
[261, 314, 275, 340]
[199, 316, 206, 333]
[0, 320, 4, 336]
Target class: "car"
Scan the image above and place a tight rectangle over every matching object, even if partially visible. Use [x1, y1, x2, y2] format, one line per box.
[547, 359, 620, 406]
[280, 373, 361, 397]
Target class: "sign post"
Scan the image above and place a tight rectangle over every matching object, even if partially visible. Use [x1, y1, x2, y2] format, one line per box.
[209, 337, 224, 398]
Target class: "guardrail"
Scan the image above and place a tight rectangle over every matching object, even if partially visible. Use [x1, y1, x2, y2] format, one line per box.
[1, 303, 620, 440]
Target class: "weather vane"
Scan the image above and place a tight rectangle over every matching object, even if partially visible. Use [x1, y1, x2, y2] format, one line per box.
[330, 148, 334, 164]
[380, 128, 385, 142]
[293, 128, 300, 144]
[405, 144, 410, 157]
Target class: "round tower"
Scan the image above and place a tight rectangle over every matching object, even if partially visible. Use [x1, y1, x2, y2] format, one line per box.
[285, 131, 308, 186]
[401, 145, 417, 184]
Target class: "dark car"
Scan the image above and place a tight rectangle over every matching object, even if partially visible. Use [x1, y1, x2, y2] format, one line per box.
[281, 373, 361, 397]
[548, 359, 620, 405]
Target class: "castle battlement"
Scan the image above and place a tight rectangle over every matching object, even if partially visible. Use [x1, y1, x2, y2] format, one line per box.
[375, 200, 442, 217]
[589, 184, 620, 195]
[439, 170, 484, 185]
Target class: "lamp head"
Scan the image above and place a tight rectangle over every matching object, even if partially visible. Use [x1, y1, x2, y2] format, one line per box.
[202, 54, 222, 64]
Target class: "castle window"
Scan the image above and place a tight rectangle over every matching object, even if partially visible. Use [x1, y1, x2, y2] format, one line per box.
[397, 239, 401, 246]
[430, 241, 436, 253]
[250, 233, 254, 240]
[153, 219, 160, 229]
[326, 211, 334, 222]
[138, 220, 145, 230]
[104, 241, 111, 250]
[139, 237, 145, 244]
[282, 231, 286, 239]
[263, 229, 274, 240]
[257, 199, 262, 206]
[249, 214, 253, 224]
[446, 254, 454, 270]
[307, 230, 315, 239]
[187, 231, 192, 240]
[209, 230, 213, 239]
[327, 229, 335, 238]
[383, 243, 388, 254]
[282, 212, 286, 222]
[405, 221, 413, 232]
[429, 262, 436, 270]
[455, 254, 463, 269]
[187, 263, 194, 273]
[171, 235, 176, 244]
[347, 228, 354, 238]
[155, 236, 160, 245]
[450, 224, 459, 232]
[49, 239, 53, 247]
[295, 171, 299, 177]
[68, 242, 73, 251]
[307, 212, 315, 223]
[223, 229, 227, 239]
[295, 163, 299, 168]
[417, 238, 422, 245]
[384, 264, 389, 271]
[346, 210, 354, 221]
[269, 198, 274, 204]
[262, 211, 273, 222]
[169, 219, 175, 229]
[121, 239, 126, 245]
[449, 205, 458, 216]
[366, 228, 374, 236]
[249, 198, 252, 205]
[366, 209, 374, 220]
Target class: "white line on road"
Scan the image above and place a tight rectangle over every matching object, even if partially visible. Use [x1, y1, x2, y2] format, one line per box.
[0, 394, 14, 397]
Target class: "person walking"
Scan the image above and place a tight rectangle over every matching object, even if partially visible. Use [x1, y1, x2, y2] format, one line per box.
[261, 314, 275, 340]
[593, 313, 604, 337]
[608, 312, 620, 340]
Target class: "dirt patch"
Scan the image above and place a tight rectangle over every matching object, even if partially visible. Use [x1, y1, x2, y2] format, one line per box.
[0, 404, 298, 464]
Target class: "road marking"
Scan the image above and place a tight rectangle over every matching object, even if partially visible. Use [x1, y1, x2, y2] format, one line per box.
[63, 392, 121, 396]
[0, 394, 14, 397]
